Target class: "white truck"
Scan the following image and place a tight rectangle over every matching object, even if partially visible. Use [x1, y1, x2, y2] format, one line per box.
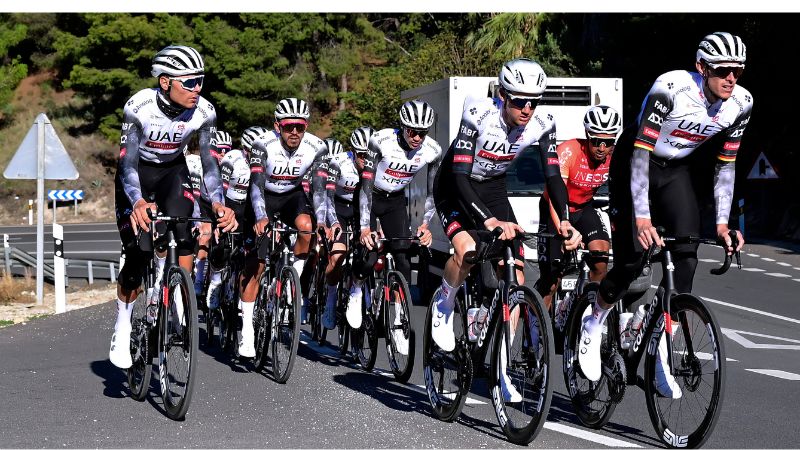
[402, 76, 623, 299]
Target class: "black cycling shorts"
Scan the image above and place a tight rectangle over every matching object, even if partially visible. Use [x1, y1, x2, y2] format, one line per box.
[333, 197, 355, 245]
[115, 155, 195, 291]
[434, 175, 524, 262]
[246, 187, 313, 261]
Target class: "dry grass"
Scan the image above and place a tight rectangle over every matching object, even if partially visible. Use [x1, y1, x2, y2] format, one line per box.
[0, 270, 36, 305]
[0, 72, 116, 225]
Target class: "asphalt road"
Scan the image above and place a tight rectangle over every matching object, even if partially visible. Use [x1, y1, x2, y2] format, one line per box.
[1, 238, 799, 448]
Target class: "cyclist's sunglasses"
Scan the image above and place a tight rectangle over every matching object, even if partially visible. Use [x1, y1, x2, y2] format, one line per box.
[504, 91, 540, 110]
[404, 128, 428, 138]
[171, 75, 204, 92]
[279, 122, 307, 133]
[589, 136, 616, 147]
[707, 65, 744, 79]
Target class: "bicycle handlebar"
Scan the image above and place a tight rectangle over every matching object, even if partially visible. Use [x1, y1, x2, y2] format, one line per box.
[651, 227, 741, 275]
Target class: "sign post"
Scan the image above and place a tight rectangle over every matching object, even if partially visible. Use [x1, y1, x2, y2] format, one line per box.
[3, 113, 79, 305]
[53, 223, 66, 314]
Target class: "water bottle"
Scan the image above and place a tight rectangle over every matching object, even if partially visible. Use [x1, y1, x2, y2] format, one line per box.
[628, 305, 646, 346]
[467, 307, 480, 342]
[618, 312, 634, 349]
[554, 291, 574, 332]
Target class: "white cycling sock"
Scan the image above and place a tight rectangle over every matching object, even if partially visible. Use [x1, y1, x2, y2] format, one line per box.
[241, 301, 255, 330]
[194, 258, 207, 287]
[439, 278, 457, 306]
[154, 254, 166, 285]
[209, 269, 222, 286]
[292, 257, 305, 277]
[115, 299, 134, 330]
[585, 300, 611, 336]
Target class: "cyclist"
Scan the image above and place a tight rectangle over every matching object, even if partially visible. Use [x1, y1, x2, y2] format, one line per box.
[580, 32, 751, 398]
[203, 128, 260, 310]
[354, 101, 440, 353]
[240, 98, 327, 358]
[430, 58, 580, 401]
[318, 130, 372, 330]
[109, 45, 237, 369]
[536, 105, 621, 313]
[189, 131, 231, 302]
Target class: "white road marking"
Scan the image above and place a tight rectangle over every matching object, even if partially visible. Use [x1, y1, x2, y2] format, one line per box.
[543, 422, 641, 447]
[745, 369, 800, 381]
[698, 258, 720, 263]
[765, 273, 791, 278]
[761, 257, 776, 262]
[742, 267, 765, 272]
[747, 253, 760, 257]
[794, 279, 800, 283]
[721, 329, 800, 350]
[410, 384, 487, 405]
[777, 262, 792, 267]
[702, 297, 800, 325]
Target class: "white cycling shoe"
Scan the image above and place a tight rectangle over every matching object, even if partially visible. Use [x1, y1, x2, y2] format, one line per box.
[109, 322, 133, 369]
[346, 286, 363, 329]
[239, 325, 256, 358]
[430, 290, 455, 352]
[655, 332, 683, 399]
[577, 305, 602, 382]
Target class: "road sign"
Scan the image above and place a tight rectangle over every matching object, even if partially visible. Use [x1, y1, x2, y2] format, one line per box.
[48, 190, 84, 201]
[747, 152, 779, 180]
[3, 113, 79, 180]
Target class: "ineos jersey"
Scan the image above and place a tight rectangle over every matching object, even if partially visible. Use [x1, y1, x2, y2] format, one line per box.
[118, 88, 223, 206]
[220, 149, 251, 203]
[545, 139, 610, 213]
[437, 96, 567, 223]
[359, 128, 442, 229]
[630, 70, 753, 223]
[249, 131, 327, 221]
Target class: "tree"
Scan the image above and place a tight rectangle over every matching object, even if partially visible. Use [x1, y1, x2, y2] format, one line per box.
[0, 19, 29, 119]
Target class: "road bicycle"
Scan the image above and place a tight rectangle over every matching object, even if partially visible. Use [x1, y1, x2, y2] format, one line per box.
[350, 234, 423, 383]
[422, 229, 555, 444]
[206, 231, 245, 354]
[127, 211, 213, 420]
[251, 218, 309, 383]
[307, 231, 331, 345]
[562, 229, 740, 448]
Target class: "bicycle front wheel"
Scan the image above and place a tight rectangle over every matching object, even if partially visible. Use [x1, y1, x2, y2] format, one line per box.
[644, 293, 725, 448]
[157, 267, 198, 420]
[127, 290, 152, 401]
[489, 285, 554, 445]
[253, 271, 273, 371]
[422, 287, 472, 422]
[561, 290, 621, 429]
[384, 271, 415, 383]
[271, 265, 301, 383]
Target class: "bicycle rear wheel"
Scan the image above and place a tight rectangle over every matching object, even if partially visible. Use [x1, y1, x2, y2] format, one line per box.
[336, 275, 351, 357]
[271, 265, 301, 383]
[644, 293, 725, 448]
[489, 286, 554, 445]
[422, 287, 472, 422]
[253, 272, 273, 371]
[157, 267, 198, 420]
[384, 271, 415, 383]
[561, 289, 620, 428]
[127, 290, 152, 401]
[352, 310, 379, 371]
[309, 254, 327, 344]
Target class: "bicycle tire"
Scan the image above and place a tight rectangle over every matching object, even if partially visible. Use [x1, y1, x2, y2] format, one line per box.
[561, 289, 620, 428]
[489, 285, 554, 445]
[352, 310, 379, 371]
[157, 267, 198, 420]
[336, 274, 351, 357]
[422, 287, 472, 422]
[127, 290, 152, 401]
[644, 293, 725, 448]
[253, 271, 273, 371]
[384, 270, 415, 383]
[309, 254, 325, 344]
[271, 265, 302, 383]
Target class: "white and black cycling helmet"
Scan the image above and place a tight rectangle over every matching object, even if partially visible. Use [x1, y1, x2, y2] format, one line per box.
[696, 32, 746, 67]
[350, 126, 375, 152]
[274, 98, 310, 121]
[498, 58, 547, 98]
[241, 125, 269, 151]
[212, 130, 233, 149]
[324, 138, 345, 157]
[583, 105, 622, 136]
[399, 100, 435, 130]
[151, 45, 205, 78]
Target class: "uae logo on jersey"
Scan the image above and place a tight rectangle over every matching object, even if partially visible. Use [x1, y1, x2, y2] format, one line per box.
[296, 158, 302, 164]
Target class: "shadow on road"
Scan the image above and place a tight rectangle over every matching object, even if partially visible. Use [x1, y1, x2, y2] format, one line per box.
[331, 370, 431, 417]
[90, 359, 129, 399]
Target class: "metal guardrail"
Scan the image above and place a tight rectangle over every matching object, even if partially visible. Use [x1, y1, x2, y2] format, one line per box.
[1, 246, 119, 284]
